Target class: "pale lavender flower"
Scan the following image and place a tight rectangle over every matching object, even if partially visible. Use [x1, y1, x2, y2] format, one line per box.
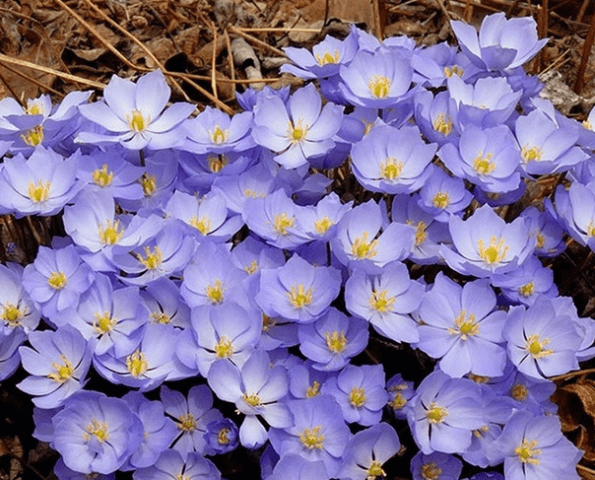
[0, 328, 26, 381]
[252, 83, 343, 168]
[203, 418, 239, 455]
[77, 69, 196, 150]
[410, 451, 463, 480]
[133, 449, 221, 480]
[0, 262, 40, 335]
[451, 12, 548, 71]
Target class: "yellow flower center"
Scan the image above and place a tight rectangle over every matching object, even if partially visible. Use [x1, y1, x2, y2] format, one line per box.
[151, 311, 170, 324]
[214, 336, 234, 358]
[349, 387, 367, 408]
[48, 271, 67, 290]
[210, 125, 229, 144]
[298, 425, 324, 450]
[325, 330, 347, 353]
[126, 350, 148, 377]
[477, 236, 509, 265]
[519, 282, 535, 297]
[47, 355, 74, 383]
[421, 462, 442, 480]
[242, 393, 262, 407]
[314, 216, 334, 235]
[21, 125, 44, 146]
[140, 173, 157, 196]
[28, 180, 51, 203]
[190, 215, 212, 235]
[26, 102, 44, 116]
[444, 65, 464, 77]
[473, 151, 496, 175]
[351, 231, 378, 259]
[369, 288, 396, 313]
[315, 50, 340, 65]
[525, 334, 553, 358]
[367, 461, 385, 478]
[522, 145, 543, 162]
[515, 439, 540, 465]
[427, 403, 448, 423]
[433, 191, 450, 209]
[447, 310, 479, 340]
[208, 154, 228, 173]
[98, 219, 124, 245]
[511, 383, 529, 401]
[432, 114, 453, 136]
[368, 75, 391, 98]
[272, 212, 295, 236]
[287, 284, 313, 309]
[134, 245, 163, 270]
[244, 260, 258, 275]
[177, 413, 197, 431]
[218, 428, 231, 445]
[92, 164, 114, 187]
[287, 118, 309, 143]
[306, 381, 321, 398]
[205, 279, 225, 304]
[85, 419, 109, 442]
[128, 110, 148, 132]
[93, 311, 117, 333]
[380, 157, 403, 181]
[389, 392, 407, 410]
[0, 302, 24, 326]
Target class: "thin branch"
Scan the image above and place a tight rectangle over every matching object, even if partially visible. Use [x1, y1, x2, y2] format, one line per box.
[228, 26, 286, 57]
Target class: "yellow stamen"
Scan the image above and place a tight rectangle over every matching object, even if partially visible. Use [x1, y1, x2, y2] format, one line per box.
[84, 419, 109, 442]
[218, 428, 231, 445]
[134, 245, 163, 270]
[214, 336, 234, 358]
[351, 231, 378, 259]
[151, 311, 170, 324]
[298, 425, 324, 450]
[27, 180, 51, 203]
[389, 392, 407, 410]
[511, 383, 529, 401]
[368, 75, 391, 98]
[48, 271, 67, 290]
[128, 110, 148, 132]
[21, 125, 44, 146]
[315, 50, 340, 65]
[287, 284, 313, 309]
[525, 334, 553, 358]
[244, 260, 258, 275]
[369, 288, 396, 313]
[427, 403, 448, 423]
[205, 279, 225, 304]
[190, 215, 212, 235]
[433, 191, 450, 209]
[432, 114, 453, 136]
[242, 393, 262, 407]
[210, 125, 229, 144]
[306, 381, 321, 398]
[447, 310, 479, 340]
[521, 145, 542, 162]
[126, 350, 148, 377]
[314, 216, 334, 235]
[349, 387, 367, 408]
[177, 413, 197, 431]
[93, 311, 117, 333]
[519, 282, 535, 297]
[367, 461, 385, 478]
[287, 118, 309, 143]
[515, 439, 540, 465]
[272, 212, 295, 235]
[208, 154, 228, 173]
[421, 463, 442, 480]
[92, 164, 114, 187]
[473, 151, 495, 175]
[380, 157, 403, 180]
[47, 355, 74, 383]
[444, 65, 464, 78]
[140, 173, 157, 196]
[325, 331, 347, 353]
[477, 236, 509, 265]
[0, 302, 25, 326]
[25, 102, 44, 116]
[98, 219, 123, 245]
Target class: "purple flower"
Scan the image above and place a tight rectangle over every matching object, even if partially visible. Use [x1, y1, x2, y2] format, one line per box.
[203, 418, 239, 455]
[18, 325, 94, 408]
[338, 48, 413, 109]
[141, 278, 191, 329]
[268, 395, 352, 477]
[345, 261, 424, 343]
[350, 124, 436, 194]
[22, 244, 95, 319]
[410, 451, 463, 480]
[386, 373, 415, 420]
[440, 204, 535, 278]
[417, 166, 473, 222]
[121, 391, 178, 469]
[252, 83, 343, 168]
[77, 70, 195, 150]
[504, 295, 582, 380]
[160, 385, 223, 459]
[133, 449, 221, 480]
[52, 390, 144, 474]
[298, 307, 368, 372]
[265, 454, 329, 480]
[0, 147, 84, 217]
[0, 262, 40, 335]
[321, 364, 388, 426]
[208, 348, 293, 448]
[416, 273, 508, 378]
[413, 89, 459, 146]
[331, 199, 415, 274]
[520, 206, 566, 257]
[451, 12, 547, 71]
[256, 254, 342, 324]
[494, 410, 582, 480]
[0, 328, 26, 381]
[408, 370, 485, 455]
[338, 423, 400, 480]
[551, 181, 595, 251]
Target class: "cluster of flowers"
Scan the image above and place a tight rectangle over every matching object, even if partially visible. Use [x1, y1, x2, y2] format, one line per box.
[0, 11, 592, 480]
